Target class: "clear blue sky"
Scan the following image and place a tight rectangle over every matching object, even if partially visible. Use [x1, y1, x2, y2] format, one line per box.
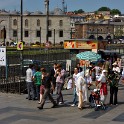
[0, 0, 124, 14]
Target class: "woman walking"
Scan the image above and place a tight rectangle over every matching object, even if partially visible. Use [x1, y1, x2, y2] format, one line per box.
[55, 64, 66, 105]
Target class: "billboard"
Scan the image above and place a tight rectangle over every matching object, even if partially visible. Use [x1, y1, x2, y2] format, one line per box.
[0, 47, 6, 66]
[64, 40, 98, 49]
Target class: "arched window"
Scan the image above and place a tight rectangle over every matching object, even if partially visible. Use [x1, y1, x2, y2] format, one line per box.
[13, 19, 17, 26]
[37, 19, 40, 26]
[25, 19, 28, 27]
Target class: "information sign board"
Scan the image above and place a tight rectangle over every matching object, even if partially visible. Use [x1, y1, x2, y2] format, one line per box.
[0, 47, 6, 66]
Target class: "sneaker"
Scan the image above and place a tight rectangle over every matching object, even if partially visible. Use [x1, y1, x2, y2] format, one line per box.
[59, 102, 64, 105]
[71, 104, 76, 107]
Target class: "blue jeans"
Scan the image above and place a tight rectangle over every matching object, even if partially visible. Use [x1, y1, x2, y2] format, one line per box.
[26, 81, 35, 100]
[36, 85, 40, 100]
[72, 87, 77, 105]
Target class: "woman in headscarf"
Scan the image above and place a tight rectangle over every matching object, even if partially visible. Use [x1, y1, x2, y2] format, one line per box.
[76, 71, 88, 110]
[97, 70, 108, 105]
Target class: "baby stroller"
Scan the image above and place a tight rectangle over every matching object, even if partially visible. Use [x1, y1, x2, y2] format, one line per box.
[89, 89, 106, 111]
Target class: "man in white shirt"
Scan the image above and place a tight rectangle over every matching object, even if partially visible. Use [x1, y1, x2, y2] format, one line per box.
[26, 64, 35, 100]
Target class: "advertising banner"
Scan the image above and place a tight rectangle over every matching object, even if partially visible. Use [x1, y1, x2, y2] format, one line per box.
[64, 40, 98, 49]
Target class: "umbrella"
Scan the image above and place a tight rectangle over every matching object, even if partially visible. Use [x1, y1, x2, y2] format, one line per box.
[76, 51, 101, 61]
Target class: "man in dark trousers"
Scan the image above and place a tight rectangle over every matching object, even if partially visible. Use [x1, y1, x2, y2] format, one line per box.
[37, 68, 57, 109]
[50, 63, 57, 94]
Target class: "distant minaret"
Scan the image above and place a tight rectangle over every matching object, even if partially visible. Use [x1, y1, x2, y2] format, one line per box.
[65, 4, 67, 13]
[62, 0, 65, 13]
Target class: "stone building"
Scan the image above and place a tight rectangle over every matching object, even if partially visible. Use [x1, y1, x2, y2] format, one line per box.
[0, 9, 71, 46]
[75, 21, 114, 40]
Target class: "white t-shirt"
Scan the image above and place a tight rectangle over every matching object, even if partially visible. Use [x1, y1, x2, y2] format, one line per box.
[67, 79, 73, 89]
[85, 76, 92, 84]
[73, 73, 78, 85]
[26, 68, 33, 82]
[94, 66, 101, 76]
[98, 74, 106, 83]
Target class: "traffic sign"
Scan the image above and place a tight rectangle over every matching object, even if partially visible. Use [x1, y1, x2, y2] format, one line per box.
[17, 42, 23, 50]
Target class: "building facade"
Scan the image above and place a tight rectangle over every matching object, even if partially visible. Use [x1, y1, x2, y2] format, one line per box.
[75, 22, 114, 40]
[0, 9, 71, 46]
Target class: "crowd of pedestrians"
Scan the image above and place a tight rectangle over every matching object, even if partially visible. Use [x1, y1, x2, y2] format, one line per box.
[25, 57, 124, 110]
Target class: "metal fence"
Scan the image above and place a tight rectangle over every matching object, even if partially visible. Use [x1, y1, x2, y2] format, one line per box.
[0, 49, 70, 94]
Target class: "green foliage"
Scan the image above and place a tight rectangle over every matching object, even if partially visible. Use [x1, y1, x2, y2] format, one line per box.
[74, 9, 84, 14]
[110, 9, 121, 15]
[98, 7, 111, 11]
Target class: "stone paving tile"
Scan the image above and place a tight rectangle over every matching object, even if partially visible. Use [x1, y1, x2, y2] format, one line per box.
[0, 86, 124, 124]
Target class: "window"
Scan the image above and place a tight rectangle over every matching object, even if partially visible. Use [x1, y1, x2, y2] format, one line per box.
[13, 19, 17, 26]
[24, 30, 29, 37]
[37, 19, 40, 26]
[25, 19, 28, 27]
[59, 30, 63, 37]
[48, 30, 52, 37]
[48, 20, 51, 26]
[59, 20, 63, 26]
[13, 30, 17, 37]
[36, 30, 41, 37]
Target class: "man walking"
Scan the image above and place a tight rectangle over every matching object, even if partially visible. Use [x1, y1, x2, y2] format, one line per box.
[37, 68, 57, 109]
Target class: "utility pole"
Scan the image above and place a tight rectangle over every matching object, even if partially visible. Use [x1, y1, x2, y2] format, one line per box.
[44, 0, 49, 42]
[54, 29, 55, 46]
[3, 26, 6, 46]
[40, 27, 41, 50]
[20, 0, 23, 76]
[44, 0, 49, 66]
[21, 0, 23, 42]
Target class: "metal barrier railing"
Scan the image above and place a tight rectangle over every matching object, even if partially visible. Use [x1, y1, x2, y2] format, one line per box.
[0, 51, 70, 94]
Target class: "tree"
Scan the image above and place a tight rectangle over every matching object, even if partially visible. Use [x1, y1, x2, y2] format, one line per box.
[98, 7, 111, 11]
[110, 9, 121, 15]
[74, 9, 84, 14]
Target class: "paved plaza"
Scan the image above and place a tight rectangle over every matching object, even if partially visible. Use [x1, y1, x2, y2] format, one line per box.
[0, 85, 124, 124]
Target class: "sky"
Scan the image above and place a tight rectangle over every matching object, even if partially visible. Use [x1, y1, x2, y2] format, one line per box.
[0, 0, 124, 14]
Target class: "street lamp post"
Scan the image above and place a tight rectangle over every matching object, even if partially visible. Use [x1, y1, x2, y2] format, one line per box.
[44, 0, 49, 42]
